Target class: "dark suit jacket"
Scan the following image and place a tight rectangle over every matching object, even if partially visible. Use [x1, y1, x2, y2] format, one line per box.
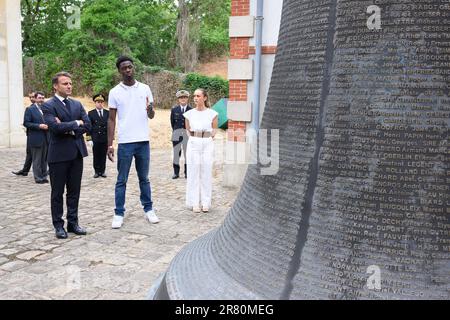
[87, 108, 109, 143]
[23, 104, 49, 148]
[42, 96, 91, 164]
[24, 103, 37, 147]
[171, 105, 192, 142]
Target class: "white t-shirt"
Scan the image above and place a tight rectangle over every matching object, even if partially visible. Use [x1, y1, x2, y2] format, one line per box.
[183, 108, 218, 132]
[108, 81, 154, 144]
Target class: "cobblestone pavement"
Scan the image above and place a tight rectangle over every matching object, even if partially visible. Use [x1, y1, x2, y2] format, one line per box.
[0, 143, 239, 299]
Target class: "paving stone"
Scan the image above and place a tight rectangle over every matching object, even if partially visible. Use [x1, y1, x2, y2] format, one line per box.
[0, 147, 239, 299]
[0, 249, 20, 256]
[0, 261, 30, 272]
[34, 253, 55, 261]
[40, 244, 60, 251]
[16, 251, 46, 261]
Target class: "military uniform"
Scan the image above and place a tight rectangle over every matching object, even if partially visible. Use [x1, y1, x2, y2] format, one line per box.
[170, 90, 192, 178]
[87, 94, 109, 177]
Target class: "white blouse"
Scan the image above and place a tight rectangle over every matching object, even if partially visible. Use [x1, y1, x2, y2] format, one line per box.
[183, 108, 218, 132]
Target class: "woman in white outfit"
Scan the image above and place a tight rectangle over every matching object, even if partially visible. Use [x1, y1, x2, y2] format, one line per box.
[183, 88, 218, 213]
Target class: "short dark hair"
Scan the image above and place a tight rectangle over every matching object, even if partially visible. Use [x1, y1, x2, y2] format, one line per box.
[52, 72, 72, 86]
[34, 91, 45, 98]
[116, 56, 134, 70]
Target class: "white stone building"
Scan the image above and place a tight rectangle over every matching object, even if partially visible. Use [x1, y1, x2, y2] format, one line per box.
[0, 0, 25, 148]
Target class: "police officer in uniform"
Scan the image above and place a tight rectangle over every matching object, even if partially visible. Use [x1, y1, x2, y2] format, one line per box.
[87, 94, 109, 178]
[170, 90, 192, 179]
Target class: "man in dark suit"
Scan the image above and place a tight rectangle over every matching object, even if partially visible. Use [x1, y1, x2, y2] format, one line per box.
[87, 94, 109, 178]
[23, 91, 49, 184]
[42, 72, 91, 239]
[170, 90, 192, 179]
[12, 92, 36, 176]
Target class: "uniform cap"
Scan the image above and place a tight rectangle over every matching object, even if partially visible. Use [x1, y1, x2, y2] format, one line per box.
[176, 90, 190, 98]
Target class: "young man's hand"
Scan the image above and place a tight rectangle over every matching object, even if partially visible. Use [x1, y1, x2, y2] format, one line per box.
[107, 146, 114, 162]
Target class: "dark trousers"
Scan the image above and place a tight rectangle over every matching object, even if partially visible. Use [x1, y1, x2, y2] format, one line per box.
[173, 134, 188, 176]
[22, 145, 32, 172]
[31, 143, 48, 182]
[92, 141, 107, 174]
[49, 155, 83, 229]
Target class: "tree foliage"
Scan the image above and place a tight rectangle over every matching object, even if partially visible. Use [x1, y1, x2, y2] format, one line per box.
[21, 0, 230, 94]
[176, 0, 230, 71]
[183, 73, 229, 99]
[21, 0, 83, 56]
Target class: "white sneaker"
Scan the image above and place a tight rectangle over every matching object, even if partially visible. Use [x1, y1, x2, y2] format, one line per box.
[112, 215, 124, 229]
[145, 210, 159, 224]
[202, 206, 209, 212]
[193, 206, 201, 213]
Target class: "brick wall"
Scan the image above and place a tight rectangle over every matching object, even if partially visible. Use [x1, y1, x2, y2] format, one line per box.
[229, 0, 250, 142]
[249, 46, 278, 55]
[230, 38, 250, 59]
[231, 0, 250, 16]
[229, 0, 278, 142]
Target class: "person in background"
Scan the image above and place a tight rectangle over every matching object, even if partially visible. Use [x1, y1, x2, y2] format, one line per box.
[12, 91, 36, 176]
[183, 88, 218, 213]
[170, 90, 192, 179]
[23, 91, 49, 184]
[87, 94, 109, 178]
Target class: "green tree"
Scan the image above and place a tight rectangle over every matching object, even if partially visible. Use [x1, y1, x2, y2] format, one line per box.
[176, 0, 230, 71]
[21, 0, 83, 56]
[196, 0, 231, 58]
[21, 0, 230, 94]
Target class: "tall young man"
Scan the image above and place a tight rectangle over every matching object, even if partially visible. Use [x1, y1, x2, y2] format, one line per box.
[107, 56, 159, 229]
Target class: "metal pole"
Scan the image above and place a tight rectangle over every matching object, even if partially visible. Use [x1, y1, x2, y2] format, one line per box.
[252, 0, 264, 132]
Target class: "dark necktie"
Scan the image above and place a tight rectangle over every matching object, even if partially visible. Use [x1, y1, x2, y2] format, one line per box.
[62, 98, 75, 135]
[63, 98, 71, 110]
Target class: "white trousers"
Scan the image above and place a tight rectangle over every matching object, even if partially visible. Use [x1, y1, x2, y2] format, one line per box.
[186, 137, 214, 208]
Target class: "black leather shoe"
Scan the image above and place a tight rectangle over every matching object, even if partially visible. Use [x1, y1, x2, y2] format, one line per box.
[100, 173, 107, 178]
[55, 228, 68, 239]
[172, 174, 179, 179]
[12, 170, 28, 176]
[67, 224, 87, 235]
[42, 179, 49, 183]
[93, 173, 100, 178]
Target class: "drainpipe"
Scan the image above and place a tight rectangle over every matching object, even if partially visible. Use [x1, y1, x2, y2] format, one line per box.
[252, 0, 264, 132]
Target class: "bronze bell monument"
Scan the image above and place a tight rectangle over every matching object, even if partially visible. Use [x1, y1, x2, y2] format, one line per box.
[152, 0, 450, 299]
